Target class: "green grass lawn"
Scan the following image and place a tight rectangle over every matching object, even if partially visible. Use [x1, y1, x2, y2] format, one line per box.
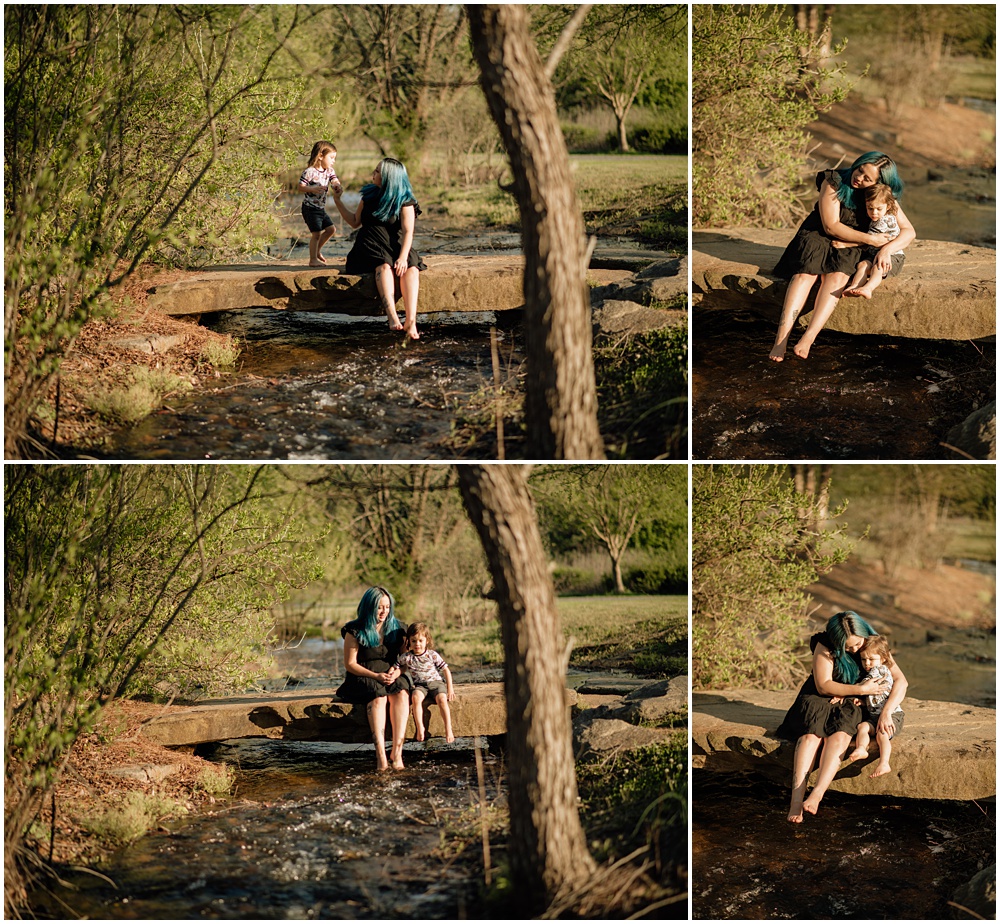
[437, 595, 688, 677]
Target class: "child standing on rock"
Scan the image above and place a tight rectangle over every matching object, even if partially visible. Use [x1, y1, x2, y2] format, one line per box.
[298, 141, 342, 267]
[847, 634, 905, 778]
[396, 623, 455, 743]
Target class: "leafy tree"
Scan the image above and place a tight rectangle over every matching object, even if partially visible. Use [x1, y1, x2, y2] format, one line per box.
[560, 5, 686, 153]
[533, 464, 687, 592]
[692, 465, 853, 690]
[3, 464, 319, 915]
[692, 4, 854, 227]
[4, 6, 315, 457]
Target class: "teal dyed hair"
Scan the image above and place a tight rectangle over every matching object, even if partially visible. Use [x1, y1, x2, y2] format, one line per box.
[353, 586, 403, 648]
[361, 157, 417, 223]
[835, 152, 903, 212]
[826, 610, 877, 683]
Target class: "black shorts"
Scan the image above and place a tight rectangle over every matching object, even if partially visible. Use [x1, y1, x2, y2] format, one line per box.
[412, 680, 448, 700]
[860, 710, 904, 739]
[302, 204, 333, 233]
[858, 249, 906, 278]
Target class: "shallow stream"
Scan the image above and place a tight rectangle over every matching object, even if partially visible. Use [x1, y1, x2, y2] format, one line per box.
[110, 311, 522, 460]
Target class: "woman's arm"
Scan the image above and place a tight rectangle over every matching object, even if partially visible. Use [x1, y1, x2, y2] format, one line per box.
[872, 205, 916, 276]
[876, 661, 908, 737]
[817, 181, 894, 246]
[812, 643, 888, 697]
[394, 205, 415, 276]
[332, 193, 363, 229]
[344, 633, 395, 684]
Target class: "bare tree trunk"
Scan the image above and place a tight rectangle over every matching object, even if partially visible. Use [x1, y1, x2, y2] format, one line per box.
[468, 5, 605, 460]
[457, 464, 597, 913]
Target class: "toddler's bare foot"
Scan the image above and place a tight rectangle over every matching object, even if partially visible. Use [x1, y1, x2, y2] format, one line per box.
[843, 287, 860, 297]
[793, 341, 813, 360]
[852, 287, 874, 300]
[870, 761, 891, 778]
[802, 794, 821, 815]
[308, 260, 325, 267]
[848, 747, 869, 763]
[316, 253, 327, 264]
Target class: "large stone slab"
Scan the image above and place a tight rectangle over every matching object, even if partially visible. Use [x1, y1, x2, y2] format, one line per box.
[693, 688, 995, 801]
[146, 255, 526, 317]
[693, 229, 996, 340]
[140, 683, 575, 746]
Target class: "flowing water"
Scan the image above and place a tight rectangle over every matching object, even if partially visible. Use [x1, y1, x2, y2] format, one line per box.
[35, 740, 494, 919]
[110, 310, 522, 460]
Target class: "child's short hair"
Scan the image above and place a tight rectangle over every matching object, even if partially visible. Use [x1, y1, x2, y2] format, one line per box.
[405, 621, 433, 650]
[865, 183, 898, 214]
[859, 634, 894, 668]
[308, 140, 337, 167]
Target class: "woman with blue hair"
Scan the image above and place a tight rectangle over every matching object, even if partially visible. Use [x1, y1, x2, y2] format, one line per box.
[776, 610, 908, 822]
[337, 586, 413, 770]
[333, 158, 427, 340]
[769, 152, 916, 361]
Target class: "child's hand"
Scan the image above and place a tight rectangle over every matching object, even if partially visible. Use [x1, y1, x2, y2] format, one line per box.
[447, 690, 455, 702]
[332, 182, 343, 196]
[830, 239, 856, 249]
[829, 696, 844, 705]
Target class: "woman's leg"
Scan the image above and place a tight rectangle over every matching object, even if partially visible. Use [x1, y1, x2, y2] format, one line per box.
[375, 264, 403, 329]
[793, 271, 850, 359]
[411, 688, 427, 741]
[788, 733, 822, 823]
[388, 690, 409, 769]
[802, 730, 851, 814]
[367, 697, 389, 771]
[770, 274, 819, 361]
[400, 266, 420, 340]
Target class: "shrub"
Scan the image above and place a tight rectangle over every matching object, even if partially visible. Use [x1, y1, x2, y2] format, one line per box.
[197, 763, 234, 796]
[201, 336, 240, 369]
[84, 792, 186, 846]
[88, 367, 191, 424]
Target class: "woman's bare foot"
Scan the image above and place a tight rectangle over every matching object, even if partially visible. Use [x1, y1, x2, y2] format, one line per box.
[769, 346, 786, 362]
[793, 340, 813, 359]
[389, 745, 405, 770]
[375, 749, 389, 772]
[787, 798, 805, 823]
[386, 317, 403, 331]
[870, 761, 891, 778]
[848, 747, 869, 763]
[802, 794, 821, 815]
[403, 322, 420, 341]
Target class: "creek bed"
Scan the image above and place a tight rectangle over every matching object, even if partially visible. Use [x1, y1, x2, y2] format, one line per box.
[692, 304, 994, 460]
[109, 311, 522, 460]
[693, 771, 995, 919]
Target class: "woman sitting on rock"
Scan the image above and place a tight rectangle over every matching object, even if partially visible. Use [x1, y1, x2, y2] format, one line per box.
[775, 610, 908, 822]
[770, 151, 915, 361]
[332, 157, 427, 340]
[337, 586, 412, 771]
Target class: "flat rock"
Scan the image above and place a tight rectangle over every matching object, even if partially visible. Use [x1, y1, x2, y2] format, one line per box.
[693, 688, 996, 800]
[106, 763, 183, 783]
[140, 683, 575, 746]
[573, 716, 677, 759]
[110, 334, 188, 354]
[693, 229, 996, 340]
[147, 255, 526, 317]
[593, 300, 686, 337]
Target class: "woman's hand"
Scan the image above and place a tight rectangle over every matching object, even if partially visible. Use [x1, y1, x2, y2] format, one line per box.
[377, 667, 398, 686]
[873, 245, 894, 276]
[857, 676, 889, 696]
[393, 255, 408, 277]
[867, 231, 894, 247]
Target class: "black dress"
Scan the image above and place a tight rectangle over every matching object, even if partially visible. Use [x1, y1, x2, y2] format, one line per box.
[775, 632, 862, 740]
[772, 170, 864, 279]
[336, 619, 413, 703]
[345, 189, 428, 275]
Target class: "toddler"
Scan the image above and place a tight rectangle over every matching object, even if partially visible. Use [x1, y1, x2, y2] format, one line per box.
[298, 141, 341, 267]
[396, 623, 455, 743]
[844, 183, 906, 299]
[847, 634, 904, 778]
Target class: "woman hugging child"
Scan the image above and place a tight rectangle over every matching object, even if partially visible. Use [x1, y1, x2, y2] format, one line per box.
[396, 622, 455, 743]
